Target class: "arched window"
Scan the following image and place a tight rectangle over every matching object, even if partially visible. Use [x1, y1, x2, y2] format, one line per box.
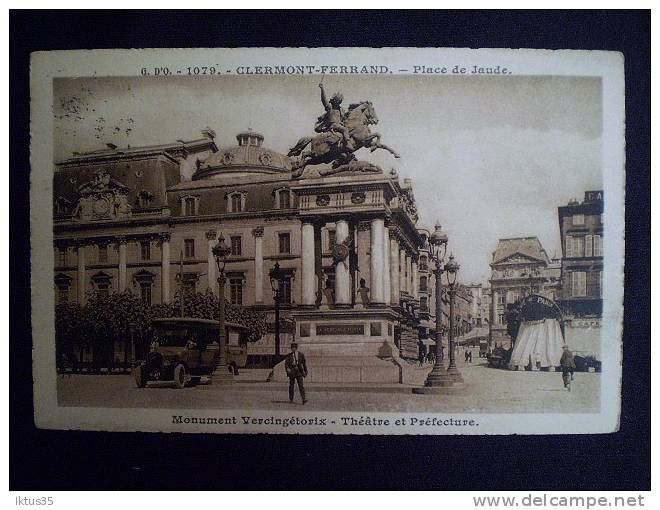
[273, 188, 292, 209]
[226, 191, 247, 213]
[180, 195, 200, 216]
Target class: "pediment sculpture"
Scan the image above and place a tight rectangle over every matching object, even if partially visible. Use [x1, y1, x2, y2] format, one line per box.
[71, 170, 132, 221]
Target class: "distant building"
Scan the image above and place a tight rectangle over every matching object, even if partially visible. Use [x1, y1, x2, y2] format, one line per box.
[556, 190, 604, 360]
[488, 236, 560, 346]
[414, 228, 475, 353]
[557, 190, 604, 317]
[463, 283, 484, 327]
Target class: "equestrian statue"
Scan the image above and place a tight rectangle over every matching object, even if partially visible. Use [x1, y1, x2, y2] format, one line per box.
[288, 82, 400, 178]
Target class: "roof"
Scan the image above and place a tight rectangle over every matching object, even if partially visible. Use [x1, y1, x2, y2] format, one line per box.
[57, 133, 218, 166]
[491, 237, 550, 265]
[193, 131, 291, 180]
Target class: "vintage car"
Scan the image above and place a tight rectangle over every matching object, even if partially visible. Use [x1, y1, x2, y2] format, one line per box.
[133, 317, 248, 389]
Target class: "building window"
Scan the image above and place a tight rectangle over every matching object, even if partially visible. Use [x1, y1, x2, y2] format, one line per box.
[227, 192, 246, 213]
[278, 189, 291, 209]
[279, 276, 292, 304]
[184, 239, 195, 259]
[140, 241, 151, 261]
[230, 278, 243, 305]
[593, 235, 603, 257]
[497, 293, 506, 305]
[181, 195, 199, 216]
[92, 272, 112, 297]
[498, 313, 505, 324]
[58, 286, 69, 303]
[572, 214, 585, 226]
[585, 234, 593, 257]
[57, 247, 67, 266]
[98, 244, 108, 263]
[565, 236, 584, 258]
[140, 282, 152, 306]
[571, 271, 587, 297]
[98, 283, 110, 297]
[420, 296, 428, 311]
[55, 274, 72, 303]
[134, 271, 156, 305]
[137, 190, 154, 208]
[419, 275, 428, 292]
[230, 236, 242, 256]
[328, 230, 336, 251]
[419, 256, 428, 271]
[185, 197, 196, 215]
[278, 232, 291, 254]
[182, 273, 198, 294]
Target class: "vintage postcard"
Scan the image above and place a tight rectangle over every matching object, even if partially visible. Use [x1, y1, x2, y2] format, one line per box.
[30, 48, 624, 434]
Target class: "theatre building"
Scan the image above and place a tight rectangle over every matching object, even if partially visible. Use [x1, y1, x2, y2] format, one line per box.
[53, 130, 426, 382]
[488, 236, 561, 347]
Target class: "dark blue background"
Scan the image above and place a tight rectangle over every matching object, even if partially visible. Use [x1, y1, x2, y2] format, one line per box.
[10, 10, 650, 490]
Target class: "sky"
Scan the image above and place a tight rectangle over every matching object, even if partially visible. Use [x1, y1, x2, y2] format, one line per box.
[54, 75, 602, 283]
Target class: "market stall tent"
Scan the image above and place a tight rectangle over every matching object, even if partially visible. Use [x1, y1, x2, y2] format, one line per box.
[509, 318, 565, 370]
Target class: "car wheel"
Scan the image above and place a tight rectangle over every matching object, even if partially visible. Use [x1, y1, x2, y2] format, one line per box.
[133, 364, 148, 388]
[173, 364, 187, 389]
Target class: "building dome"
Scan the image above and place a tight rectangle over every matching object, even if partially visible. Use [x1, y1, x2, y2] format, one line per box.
[192, 130, 291, 181]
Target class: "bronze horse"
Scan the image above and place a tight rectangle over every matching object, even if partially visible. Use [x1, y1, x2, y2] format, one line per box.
[288, 101, 399, 177]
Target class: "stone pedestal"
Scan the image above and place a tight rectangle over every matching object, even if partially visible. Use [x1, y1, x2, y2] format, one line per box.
[272, 308, 404, 383]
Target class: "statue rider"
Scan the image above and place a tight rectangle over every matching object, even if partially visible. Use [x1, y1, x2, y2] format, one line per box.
[315, 83, 355, 151]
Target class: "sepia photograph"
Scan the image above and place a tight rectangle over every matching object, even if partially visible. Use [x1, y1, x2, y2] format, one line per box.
[29, 47, 625, 435]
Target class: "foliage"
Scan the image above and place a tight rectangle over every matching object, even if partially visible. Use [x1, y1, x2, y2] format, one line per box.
[55, 301, 85, 356]
[55, 289, 268, 365]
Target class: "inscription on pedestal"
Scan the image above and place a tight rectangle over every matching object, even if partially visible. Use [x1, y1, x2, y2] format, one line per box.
[316, 324, 365, 336]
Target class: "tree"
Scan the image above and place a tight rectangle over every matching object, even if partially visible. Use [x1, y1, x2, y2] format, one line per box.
[82, 290, 152, 371]
[55, 301, 84, 370]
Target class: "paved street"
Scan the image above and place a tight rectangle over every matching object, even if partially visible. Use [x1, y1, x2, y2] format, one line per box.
[58, 358, 600, 413]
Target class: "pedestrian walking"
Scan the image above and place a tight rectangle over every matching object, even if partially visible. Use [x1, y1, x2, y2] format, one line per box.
[560, 345, 576, 391]
[285, 342, 308, 404]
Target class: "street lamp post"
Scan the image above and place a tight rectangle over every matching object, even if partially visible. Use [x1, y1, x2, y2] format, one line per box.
[212, 234, 233, 384]
[269, 261, 286, 364]
[445, 254, 464, 383]
[415, 222, 456, 391]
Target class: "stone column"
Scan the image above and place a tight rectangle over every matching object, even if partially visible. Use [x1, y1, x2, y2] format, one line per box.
[206, 230, 217, 293]
[160, 233, 171, 304]
[492, 290, 498, 325]
[335, 219, 351, 305]
[412, 257, 419, 299]
[382, 224, 391, 305]
[301, 222, 316, 306]
[400, 247, 407, 293]
[389, 235, 400, 304]
[369, 218, 385, 304]
[117, 237, 127, 292]
[253, 226, 264, 304]
[406, 253, 413, 296]
[77, 243, 86, 305]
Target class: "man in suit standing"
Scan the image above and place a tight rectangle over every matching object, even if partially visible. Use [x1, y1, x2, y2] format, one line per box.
[285, 342, 308, 404]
